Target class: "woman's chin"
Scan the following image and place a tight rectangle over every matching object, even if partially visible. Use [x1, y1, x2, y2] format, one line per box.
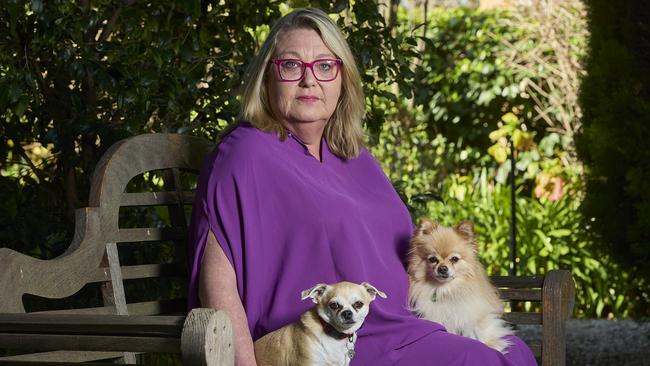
[285, 114, 330, 125]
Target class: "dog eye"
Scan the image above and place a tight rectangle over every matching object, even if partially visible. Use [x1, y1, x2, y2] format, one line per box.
[328, 302, 341, 311]
[450, 256, 460, 263]
[427, 256, 438, 264]
[353, 301, 364, 310]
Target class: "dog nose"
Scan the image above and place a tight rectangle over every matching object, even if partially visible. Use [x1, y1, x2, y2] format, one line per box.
[438, 265, 448, 275]
[341, 310, 353, 321]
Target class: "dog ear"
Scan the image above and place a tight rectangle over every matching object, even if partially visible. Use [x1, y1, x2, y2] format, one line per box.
[361, 282, 387, 300]
[301, 283, 329, 303]
[454, 220, 475, 239]
[416, 218, 438, 235]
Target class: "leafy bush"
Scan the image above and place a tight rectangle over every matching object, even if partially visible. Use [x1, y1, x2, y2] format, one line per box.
[578, 0, 650, 284]
[413, 7, 529, 151]
[0, 0, 417, 256]
[371, 5, 649, 318]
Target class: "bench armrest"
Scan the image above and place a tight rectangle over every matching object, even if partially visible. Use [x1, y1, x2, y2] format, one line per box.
[0, 208, 105, 313]
[0, 308, 233, 366]
[182, 308, 234, 366]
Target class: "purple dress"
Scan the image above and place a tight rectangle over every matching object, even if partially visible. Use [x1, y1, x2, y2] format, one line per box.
[187, 123, 537, 365]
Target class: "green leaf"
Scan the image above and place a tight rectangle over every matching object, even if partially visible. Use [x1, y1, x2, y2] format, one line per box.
[501, 112, 519, 125]
[547, 229, 571, 237]
[14, 95, 29, 117]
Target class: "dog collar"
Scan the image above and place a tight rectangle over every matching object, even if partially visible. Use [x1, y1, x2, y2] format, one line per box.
[318, 317, 355, 341]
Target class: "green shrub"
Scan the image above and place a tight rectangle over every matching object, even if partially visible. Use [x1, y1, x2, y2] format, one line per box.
[370, 5, 649, 318]
[413, 7, 530, 151]
[578, 0, 650, 286]
[0, 0, 418, 256]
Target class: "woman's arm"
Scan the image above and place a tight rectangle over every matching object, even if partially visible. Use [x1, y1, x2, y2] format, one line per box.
[199, 231, 257, 366]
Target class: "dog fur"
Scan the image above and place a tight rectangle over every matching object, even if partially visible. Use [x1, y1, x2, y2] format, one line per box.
[254, 281, 386, 366]
[407, 219, 513, 352]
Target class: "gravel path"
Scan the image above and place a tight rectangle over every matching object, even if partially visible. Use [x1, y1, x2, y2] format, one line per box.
[517, 319, 650, 366]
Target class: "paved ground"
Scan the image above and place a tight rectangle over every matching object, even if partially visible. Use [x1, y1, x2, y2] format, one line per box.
[517, 319, 650, 366]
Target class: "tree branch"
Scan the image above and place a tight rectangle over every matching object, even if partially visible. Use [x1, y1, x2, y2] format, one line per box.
[17, 146, 47, 183]
[96, 0, 136, 43]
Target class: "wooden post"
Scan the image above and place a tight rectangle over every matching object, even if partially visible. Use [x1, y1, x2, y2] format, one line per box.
[542, 270, 576, 366]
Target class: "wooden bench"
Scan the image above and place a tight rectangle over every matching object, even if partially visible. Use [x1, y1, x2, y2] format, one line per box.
[0, 133, 575, 365]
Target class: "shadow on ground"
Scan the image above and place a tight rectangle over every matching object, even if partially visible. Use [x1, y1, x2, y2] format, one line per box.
[518, 319, 650, 366]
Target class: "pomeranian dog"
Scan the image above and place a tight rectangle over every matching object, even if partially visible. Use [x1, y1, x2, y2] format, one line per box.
[407, 219, 513, 352]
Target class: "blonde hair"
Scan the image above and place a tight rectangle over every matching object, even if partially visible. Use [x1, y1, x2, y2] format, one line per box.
[238, 8, 365, 159]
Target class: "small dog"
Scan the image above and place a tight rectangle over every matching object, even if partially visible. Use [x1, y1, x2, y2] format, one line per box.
[254, 281, 386, 366]
[407, 219, 513, 352]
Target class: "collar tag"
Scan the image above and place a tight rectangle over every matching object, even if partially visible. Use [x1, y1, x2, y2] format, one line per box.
[346, 337, 356, 359]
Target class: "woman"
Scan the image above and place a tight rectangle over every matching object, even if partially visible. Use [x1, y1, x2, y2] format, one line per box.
[187, 8, 537, 366]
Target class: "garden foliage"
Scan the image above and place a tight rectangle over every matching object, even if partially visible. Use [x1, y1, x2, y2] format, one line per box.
[0, 0, 416, 256]
[1, 1, 648, 318]
[578, 0, 650, 288]
[371, 4, 647, 318]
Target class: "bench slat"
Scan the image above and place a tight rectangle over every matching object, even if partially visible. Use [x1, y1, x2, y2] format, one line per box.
[503, 312, 542, 324]
[120, 191, 195, 207]
[31, 299, 186, 316]
[499, 289, 542, 301]
[0, 350, 123, 362]
[490, 275, 544, 288]
[0, 334, 180, 353]
[0, 314, 184, 336]
[32, 306, 118, 316]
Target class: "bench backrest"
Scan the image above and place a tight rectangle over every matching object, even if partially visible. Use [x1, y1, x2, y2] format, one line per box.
[85, 133, 214, 318]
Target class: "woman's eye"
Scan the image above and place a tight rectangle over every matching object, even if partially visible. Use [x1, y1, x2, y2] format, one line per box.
[353, 301, 364, 310]
[318, 62, 332, 71]
[428, 256, 438, 264]
[282, 61, 300, 69]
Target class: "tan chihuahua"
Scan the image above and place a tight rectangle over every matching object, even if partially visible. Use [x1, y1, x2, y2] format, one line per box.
[254, 281, 386, 366]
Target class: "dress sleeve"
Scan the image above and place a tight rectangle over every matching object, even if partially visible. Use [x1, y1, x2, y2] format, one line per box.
[186, 144, 249, 310]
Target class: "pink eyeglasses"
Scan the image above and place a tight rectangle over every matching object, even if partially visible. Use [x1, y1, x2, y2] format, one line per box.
[270, 58, 342, 82]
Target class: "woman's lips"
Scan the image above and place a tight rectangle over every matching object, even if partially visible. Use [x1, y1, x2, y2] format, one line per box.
[297, 96, 320, 102]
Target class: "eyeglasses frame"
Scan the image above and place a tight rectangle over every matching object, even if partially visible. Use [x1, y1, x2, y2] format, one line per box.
[270, 58, 343, 82]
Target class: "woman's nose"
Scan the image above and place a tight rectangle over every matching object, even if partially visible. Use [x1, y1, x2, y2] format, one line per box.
[299, 66, 317, 86]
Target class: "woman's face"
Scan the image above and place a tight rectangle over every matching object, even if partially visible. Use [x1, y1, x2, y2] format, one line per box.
[267, 28, 342, 132]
